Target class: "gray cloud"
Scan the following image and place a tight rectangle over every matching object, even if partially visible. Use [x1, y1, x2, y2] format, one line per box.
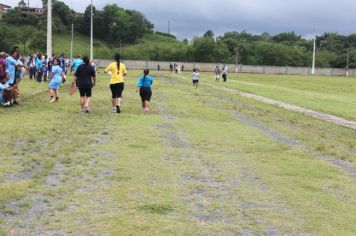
[5, 0, 356, 39]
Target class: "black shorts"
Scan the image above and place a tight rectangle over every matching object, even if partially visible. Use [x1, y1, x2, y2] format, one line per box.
[193, 80, 199, 84]
[139, 87, 152, 102]
[79, 88, 92, 97]
[110, 83, 124, 98]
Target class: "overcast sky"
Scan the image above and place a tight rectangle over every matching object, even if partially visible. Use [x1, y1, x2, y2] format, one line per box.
[5, 0, 356, 40]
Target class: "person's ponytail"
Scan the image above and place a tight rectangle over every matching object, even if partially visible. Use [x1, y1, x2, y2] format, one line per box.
[115, 53, 120, 74]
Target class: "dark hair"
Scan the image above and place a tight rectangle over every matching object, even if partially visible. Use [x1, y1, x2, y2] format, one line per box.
[144, 69, 149, 75]
[83, 56, 90, 64]
[53, 58, 60, 65]
[115, 53, 120, 74]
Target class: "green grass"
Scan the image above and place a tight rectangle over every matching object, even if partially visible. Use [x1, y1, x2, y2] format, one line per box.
[52, 33, 113, 59]
[0, 71, 355, 235]
[198, 72, 356, 120]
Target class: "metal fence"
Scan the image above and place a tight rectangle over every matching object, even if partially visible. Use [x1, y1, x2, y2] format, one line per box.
[95, 59, 355, 77]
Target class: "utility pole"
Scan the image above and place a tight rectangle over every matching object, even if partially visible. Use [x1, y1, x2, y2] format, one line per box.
[235, 46, 239, 73]
[47, 0, 52, 58]
[27, 0, 29, 16]
[311, 35, 316, 75]
[120, 40, 122, 55]
[168, 20, 170, 35]
[70, 23, 74, 61]
[90, 0, 94, 61]
[70, 0, 73, 61]
[346, 49, 350, 77]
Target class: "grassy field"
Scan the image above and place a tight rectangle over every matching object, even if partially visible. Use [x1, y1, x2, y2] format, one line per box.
[197, 73, 356, 120]
[0, 71, 355, 235]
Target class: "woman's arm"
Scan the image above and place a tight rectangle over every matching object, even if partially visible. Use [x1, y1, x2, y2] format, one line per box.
[48, 72, 54, 81]
[92, 75, 96, 87]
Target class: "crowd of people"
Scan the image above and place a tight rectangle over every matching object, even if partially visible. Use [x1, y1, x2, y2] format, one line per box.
[0, 47, 154, 114]
[1, 47, 230, 113]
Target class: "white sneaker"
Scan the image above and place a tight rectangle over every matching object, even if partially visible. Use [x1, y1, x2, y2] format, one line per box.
[112, 107, 117, 113]
[49, 99, 56, 103]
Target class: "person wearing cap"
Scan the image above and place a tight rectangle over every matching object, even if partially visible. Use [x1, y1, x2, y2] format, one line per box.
[137, 69, 153, 112]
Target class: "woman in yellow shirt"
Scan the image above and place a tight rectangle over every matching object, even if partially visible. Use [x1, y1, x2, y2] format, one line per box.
[104, 53, 127, 113]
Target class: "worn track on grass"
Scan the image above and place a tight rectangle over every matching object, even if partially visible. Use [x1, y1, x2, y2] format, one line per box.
[204, 83, 356, 131]
[1, 73, 355, 235]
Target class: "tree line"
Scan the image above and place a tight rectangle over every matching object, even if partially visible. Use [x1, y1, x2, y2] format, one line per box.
[1, 0, 356, 68]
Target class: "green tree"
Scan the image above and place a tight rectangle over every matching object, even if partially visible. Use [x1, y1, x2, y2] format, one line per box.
[29, 31, 46, 52]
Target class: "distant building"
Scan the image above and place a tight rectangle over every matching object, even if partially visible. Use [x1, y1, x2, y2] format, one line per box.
[19, 6, 45, 16]
[75, 12, 84, 17]
[0, 3, 11, 20]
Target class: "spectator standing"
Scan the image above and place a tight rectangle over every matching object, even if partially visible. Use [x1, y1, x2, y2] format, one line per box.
[222, 64, 228, 82]
[215, 65, 220, 82]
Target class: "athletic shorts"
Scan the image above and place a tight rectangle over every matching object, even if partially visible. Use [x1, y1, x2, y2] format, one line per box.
[139, 87, 152, 102]
[79, 88, 92, 97]
[110, 83, 124, 98]
[193, 79, 199, 84]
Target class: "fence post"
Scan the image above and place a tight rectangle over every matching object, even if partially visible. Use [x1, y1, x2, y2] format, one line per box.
[330, 68, 335, 76]
[262, 65, 266, 74]
[308, 67, 312, 75]
[239, 64, 243, 73]
[285, 66, 289, 75]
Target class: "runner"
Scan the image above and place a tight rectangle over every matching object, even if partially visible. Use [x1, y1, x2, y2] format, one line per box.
[73, 56, 96, 113]
[104, 53, 127, 113]
[192, 68, 200, 89]
[137, 69, 153, 113]
[48, 58, 66, 103]
[222, 64, 228, 82]
[215, 65, 220, 82]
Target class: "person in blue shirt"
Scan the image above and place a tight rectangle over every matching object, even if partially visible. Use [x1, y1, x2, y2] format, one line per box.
[6, 50, 20, 86]
[71, 56, 83, 73]
[36, 53, 44, 83]
[60, 54, 66, 74]
[137, 69, 153, 112]
[6, 50, 25, 105]
[0, 73, 15, 107]
[48, 58, 66, 103]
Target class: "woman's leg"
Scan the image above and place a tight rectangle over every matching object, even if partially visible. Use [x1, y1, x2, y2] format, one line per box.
[49, 89, 56, 102]
[85, 96, 91, 108]
[80, 97, 85, 109]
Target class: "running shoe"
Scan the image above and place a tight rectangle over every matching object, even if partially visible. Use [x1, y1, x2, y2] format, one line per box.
[112, 107, 117, 113]
[116, 105, 121, 113]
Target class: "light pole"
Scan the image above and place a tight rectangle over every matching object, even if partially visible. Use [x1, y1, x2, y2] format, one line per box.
[311, 35, 316, 75]
[90, 0, 94, 61]
[70, 23, 74, 61]
[47, 0, 52, 58]
[235, 46, 239, 73]
[346, 49, 350, 77]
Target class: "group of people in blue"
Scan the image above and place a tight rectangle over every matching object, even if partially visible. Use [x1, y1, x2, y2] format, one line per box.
[0, 47, 154, 114]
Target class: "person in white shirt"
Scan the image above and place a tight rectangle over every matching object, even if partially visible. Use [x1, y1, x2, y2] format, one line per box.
[222, 64, 228, 82]
[192, 69, 200, 89]
[215, 65, 220, 82]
